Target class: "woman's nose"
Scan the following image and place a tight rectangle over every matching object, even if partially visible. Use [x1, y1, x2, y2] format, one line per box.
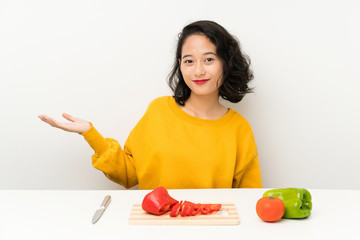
[194, 62, 205, 76]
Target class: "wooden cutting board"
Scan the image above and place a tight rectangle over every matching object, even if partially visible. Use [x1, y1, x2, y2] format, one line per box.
[128, 203, 239, 225]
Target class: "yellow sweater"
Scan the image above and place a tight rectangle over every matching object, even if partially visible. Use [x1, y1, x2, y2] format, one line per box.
[81, 96, 262, 189]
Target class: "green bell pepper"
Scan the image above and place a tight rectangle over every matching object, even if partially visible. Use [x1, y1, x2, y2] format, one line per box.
[263, 188, 312, 219]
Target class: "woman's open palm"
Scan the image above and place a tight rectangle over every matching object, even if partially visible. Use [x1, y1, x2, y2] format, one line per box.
[38, 113, 91, 134]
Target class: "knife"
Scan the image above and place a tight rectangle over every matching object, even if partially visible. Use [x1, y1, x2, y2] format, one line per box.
[92, 195, 111, 224]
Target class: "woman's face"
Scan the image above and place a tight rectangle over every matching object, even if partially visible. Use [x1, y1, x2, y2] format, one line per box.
[180, 34, 223, 99]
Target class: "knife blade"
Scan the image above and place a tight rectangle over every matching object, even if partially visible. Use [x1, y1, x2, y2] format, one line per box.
[92, 195, 111, 224]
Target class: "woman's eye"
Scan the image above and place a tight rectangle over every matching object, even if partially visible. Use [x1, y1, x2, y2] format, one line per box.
[205, 58, 214, 62]
[184, 59, 193, 64]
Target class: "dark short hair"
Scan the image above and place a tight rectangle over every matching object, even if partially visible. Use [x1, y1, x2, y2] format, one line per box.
[167, 20, 254, 106]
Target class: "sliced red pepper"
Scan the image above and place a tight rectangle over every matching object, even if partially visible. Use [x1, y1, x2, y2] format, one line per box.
[180, 201, 189, 217]
[200, 204, 211, 215]
[191, 204, 202, 216]
[179, 201, 197, 217]
[169, 201, 183, 217]
[186, 203, 195, 216]
[212, 204, 222, 212]
[142, 186, 179, 215]
[206, 204, 222, 212]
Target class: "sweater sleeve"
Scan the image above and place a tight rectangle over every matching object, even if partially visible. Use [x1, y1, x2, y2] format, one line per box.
[80, 125, 138, 189]
[234, 153, 263, 188]
[232, 119, 263, 188]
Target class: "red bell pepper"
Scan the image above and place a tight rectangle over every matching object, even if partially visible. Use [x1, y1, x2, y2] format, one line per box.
[141, 186, 222, 217]
[142, 186, 179, 215]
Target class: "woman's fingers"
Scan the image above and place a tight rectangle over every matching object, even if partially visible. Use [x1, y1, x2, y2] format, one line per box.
[38, 113, 91, 134]
[39, 114, 65, 129]
[62, 113, 75, 122]
[38, 114, 55, 126]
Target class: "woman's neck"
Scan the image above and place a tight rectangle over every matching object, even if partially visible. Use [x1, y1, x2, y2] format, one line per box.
[181, 94, 228, 120]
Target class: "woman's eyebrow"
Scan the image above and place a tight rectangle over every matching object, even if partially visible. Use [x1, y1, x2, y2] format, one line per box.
[204, 51, 217, 56]
[182, 52, 217, 59]
[182, 54, 192, 59]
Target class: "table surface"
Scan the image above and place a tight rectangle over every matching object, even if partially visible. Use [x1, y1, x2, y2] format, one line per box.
[1, 188, 359, 240]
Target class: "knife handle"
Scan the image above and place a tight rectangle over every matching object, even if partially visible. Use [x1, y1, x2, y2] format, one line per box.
[100, 195, 111, 209]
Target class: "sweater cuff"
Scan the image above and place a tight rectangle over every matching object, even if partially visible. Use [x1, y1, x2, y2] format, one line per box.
[80, 123, 109, 155]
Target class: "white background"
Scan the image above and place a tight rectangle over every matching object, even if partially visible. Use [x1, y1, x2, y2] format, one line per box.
[1, 0, 359, 190]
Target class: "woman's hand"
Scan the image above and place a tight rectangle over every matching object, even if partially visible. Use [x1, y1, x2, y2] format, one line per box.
[38, 113, 91, 134]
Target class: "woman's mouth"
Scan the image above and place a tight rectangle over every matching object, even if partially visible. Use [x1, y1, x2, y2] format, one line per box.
[193, 79, 209, 85]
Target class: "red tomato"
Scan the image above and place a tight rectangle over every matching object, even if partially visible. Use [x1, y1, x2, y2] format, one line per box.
[256, 196, 285, 222]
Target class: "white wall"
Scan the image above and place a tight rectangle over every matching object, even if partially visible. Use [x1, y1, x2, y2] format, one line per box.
[1, 0, 359, 190]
